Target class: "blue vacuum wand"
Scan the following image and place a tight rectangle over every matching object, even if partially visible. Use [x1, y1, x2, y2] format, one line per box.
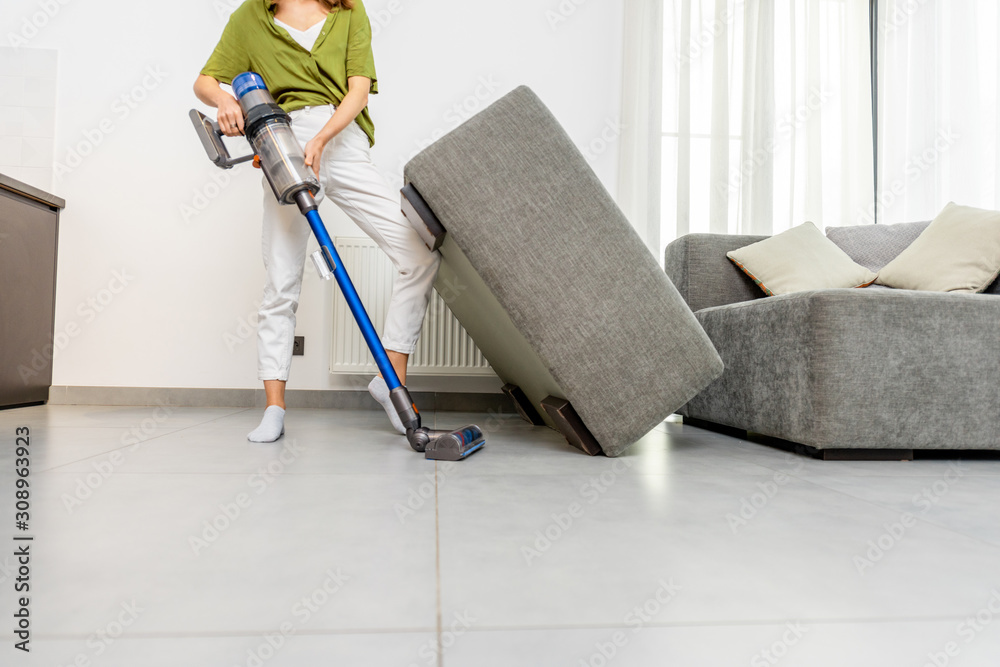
[189, 72, 484, 461]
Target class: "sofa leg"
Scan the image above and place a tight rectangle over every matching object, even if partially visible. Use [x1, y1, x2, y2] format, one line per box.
[500, 383, 546, 426]
[539, 396, 603, 456]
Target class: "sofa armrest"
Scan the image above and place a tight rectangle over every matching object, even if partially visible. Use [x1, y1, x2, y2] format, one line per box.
[664, 233, 769, 312]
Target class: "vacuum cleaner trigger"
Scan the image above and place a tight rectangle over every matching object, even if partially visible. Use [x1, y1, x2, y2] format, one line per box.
[188, 109, 255, 169]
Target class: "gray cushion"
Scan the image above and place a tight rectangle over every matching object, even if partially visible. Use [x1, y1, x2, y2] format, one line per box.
[682, 289, 1000, 450]
[404, 86, 723, 456]
[825, 221, 930, 271]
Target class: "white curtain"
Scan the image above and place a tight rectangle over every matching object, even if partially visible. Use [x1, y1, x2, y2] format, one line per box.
[661, 0, 874, 254]
[876, 0, 1000, 224]
[618, 0, 665, 255]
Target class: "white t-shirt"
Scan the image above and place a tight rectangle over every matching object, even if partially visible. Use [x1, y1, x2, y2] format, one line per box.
[274, 17, 325, 52]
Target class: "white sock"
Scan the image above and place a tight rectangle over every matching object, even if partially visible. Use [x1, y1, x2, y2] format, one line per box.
[369, 376, 407, 434]
[248, 405, 286, 442]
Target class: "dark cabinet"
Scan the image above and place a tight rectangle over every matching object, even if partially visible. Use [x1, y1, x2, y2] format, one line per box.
[0, 175, 65, 408]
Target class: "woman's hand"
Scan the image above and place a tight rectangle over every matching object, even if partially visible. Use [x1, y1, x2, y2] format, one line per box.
[193, 75, 245, 136]
[303, 133, 331, 177]
[217, 95, 244, 136]
[303, 77, 370, 175]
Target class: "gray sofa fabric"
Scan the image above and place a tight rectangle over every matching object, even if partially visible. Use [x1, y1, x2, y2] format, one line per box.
[663, 234, 768, 312]
[404, 86, 723, 456]
[825, 221, 930, 271]
[827, 221, 1000, 294]
[684, 289, 1000, 450]
[666, 224, 1000, 452]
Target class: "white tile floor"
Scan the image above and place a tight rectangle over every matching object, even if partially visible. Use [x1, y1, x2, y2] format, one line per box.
[2, 404, 1000, 666]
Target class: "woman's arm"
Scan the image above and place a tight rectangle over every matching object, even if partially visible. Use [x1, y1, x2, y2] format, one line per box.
[193, 74, 245, 137]
[303, 75, 371, 175]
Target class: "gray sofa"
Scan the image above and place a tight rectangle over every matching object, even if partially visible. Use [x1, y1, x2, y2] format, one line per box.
[664, 223, 1000, 458]
[401, 86, 723, 457]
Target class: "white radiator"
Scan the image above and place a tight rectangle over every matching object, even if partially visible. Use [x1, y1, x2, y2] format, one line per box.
[329, 237, 494, 377]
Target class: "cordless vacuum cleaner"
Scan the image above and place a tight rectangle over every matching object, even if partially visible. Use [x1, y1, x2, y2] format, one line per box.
[189, 72, 484, 461]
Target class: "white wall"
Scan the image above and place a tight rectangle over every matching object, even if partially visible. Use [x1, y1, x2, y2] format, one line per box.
[0, 47, 57, 190]
[5, 0, 624, 393]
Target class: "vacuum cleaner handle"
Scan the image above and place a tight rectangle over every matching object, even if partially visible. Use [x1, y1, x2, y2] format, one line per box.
[188, 109, 255, 169]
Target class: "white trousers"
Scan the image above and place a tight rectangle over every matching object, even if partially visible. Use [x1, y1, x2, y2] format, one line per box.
[257, 105, 440, 381]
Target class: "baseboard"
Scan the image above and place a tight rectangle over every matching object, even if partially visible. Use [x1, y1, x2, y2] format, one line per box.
[47, 385, 516, 414]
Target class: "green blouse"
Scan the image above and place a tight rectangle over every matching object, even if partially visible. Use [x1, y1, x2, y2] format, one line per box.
[201, 0, 378, 146]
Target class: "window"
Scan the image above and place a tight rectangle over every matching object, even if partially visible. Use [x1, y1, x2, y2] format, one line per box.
[654, 0, 999, 257]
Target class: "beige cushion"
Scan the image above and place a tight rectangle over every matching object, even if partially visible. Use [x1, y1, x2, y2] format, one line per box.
[876, 202, 1000, 293]
[726, 222, 878, 296]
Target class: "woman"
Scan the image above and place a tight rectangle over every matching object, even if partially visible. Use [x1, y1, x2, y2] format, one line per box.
[194, 0, 439, 442]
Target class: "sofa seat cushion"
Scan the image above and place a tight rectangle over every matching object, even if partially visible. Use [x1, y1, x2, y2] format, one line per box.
[682, 288, 1000, 450]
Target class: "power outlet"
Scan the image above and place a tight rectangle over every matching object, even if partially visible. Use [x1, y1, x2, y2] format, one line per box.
[293, 336, 305, 356]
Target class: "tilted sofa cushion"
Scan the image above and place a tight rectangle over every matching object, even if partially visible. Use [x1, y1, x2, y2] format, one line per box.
[404, 86, 723, 456]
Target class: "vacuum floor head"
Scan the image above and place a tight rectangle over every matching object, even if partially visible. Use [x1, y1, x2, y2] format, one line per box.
[408, 425, 485, 461]
[425, 425, 486, 461]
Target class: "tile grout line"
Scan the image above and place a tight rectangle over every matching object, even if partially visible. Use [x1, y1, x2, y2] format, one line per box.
[8, 613, 976, 644]
[19, 627, 439, 641]
[435, 460, 443, 667]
